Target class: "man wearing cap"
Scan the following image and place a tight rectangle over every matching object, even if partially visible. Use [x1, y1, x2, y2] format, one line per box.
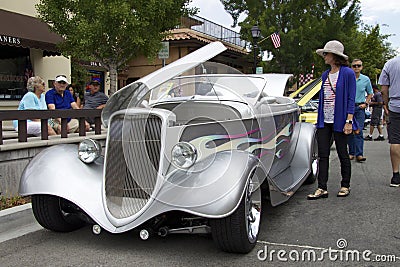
[45, 74, 81, 133]
[347, 59, 373, 162]
[83, 79, 109, 124]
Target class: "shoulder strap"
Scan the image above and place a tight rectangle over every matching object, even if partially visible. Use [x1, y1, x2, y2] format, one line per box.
[327, 75, 336, 95]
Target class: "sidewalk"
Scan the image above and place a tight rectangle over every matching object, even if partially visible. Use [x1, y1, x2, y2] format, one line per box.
[0, 204, 42, 243]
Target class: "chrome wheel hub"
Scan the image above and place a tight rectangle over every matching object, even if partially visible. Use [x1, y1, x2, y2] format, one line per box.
[245, 175, 261, 243]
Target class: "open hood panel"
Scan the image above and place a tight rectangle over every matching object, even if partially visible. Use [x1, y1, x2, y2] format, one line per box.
[102, 42, 227, 125]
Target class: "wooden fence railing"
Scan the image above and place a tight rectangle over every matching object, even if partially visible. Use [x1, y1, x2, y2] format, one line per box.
[0, 109, 103, 144]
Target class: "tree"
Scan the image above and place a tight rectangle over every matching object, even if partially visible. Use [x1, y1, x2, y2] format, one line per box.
[353, 24, 396, 83]
[36, 0, 195, 95]
[221, 0, 362, 78]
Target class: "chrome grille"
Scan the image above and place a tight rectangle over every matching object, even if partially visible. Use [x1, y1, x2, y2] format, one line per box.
[105, 113, 162, 219]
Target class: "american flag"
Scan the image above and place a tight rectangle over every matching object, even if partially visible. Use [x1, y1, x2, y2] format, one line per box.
[271, 31, 281, 48]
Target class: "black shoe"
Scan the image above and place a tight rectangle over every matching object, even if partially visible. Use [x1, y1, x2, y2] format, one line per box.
[374, 136, 385, 141]
[364, 136, 372, 141]
[390, 176, 400, 187]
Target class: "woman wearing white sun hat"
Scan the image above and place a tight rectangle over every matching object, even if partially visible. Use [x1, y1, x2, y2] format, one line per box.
[307, 40, 357, 199]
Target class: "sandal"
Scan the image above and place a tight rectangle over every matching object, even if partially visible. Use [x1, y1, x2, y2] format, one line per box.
[307, 188, 328, 200]
[337, 187, 350, 197]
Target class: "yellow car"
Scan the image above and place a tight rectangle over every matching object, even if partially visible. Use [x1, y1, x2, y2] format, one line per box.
[290, 78, 322, 124]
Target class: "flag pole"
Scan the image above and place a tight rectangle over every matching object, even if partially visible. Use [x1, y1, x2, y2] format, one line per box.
[257, 34, 272, 45]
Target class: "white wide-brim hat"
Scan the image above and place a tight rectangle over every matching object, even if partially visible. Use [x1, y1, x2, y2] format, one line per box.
[316, 40, 348, 60]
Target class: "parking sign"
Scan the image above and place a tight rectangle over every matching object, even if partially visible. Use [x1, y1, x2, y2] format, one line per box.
[158, 42, 169, 59]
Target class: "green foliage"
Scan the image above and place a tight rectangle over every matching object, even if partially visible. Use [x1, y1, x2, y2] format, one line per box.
[36, 0, 195, 94]
[352, 25, 396, 83]
[221, 0, 396, 83]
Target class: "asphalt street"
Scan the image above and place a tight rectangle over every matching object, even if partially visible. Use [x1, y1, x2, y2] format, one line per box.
[0, 129, 399, 266]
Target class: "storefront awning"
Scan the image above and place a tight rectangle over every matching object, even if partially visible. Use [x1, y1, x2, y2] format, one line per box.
[0, 9, 63, 53]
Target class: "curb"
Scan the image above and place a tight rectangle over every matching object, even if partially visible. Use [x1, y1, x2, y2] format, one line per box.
[0, 203, 42, 243]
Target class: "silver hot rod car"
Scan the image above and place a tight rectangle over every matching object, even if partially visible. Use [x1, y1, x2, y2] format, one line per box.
[19, 42, 318, 253]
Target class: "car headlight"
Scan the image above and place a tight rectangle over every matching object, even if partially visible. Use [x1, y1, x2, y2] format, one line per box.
[171, 142, 197, 169]
[78, 139, 101, 164]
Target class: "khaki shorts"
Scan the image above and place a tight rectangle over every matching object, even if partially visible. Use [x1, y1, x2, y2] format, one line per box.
[49, 118, 79, 133]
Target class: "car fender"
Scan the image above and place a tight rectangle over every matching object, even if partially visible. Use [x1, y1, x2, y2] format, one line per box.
[19, 144, 117, 232]
[153, 150, 260, 218]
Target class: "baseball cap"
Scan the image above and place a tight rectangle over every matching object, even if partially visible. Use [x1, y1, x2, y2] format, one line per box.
[90, 78, 101, 85]
[55, 75, 69, 84]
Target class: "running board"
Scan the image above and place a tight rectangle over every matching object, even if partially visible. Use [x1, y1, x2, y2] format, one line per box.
[270, 166, 309, 192]
[268, 167, 309, 206]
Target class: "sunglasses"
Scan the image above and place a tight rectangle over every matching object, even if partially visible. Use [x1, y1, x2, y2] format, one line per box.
[57, 81, 67, 84]
[352, 64, 362, 68]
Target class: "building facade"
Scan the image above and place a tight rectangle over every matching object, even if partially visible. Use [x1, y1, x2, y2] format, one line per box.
[0, 0, 72, 109]
[1, 1, 250, 108]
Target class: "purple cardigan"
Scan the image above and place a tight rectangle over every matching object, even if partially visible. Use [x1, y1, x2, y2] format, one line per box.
[316, 66, 357, 132]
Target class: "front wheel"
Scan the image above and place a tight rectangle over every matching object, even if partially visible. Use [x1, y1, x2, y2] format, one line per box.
[210, 172, 262, 253]
[32, 195, 85, 232]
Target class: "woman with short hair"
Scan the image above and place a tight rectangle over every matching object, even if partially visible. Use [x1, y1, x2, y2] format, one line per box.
[13, 76, 56, 136]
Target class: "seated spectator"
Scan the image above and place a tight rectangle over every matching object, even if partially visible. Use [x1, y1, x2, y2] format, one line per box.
[83, 79, 109, 124]
[45, 75, 89, 133]
[67, 84, 81, 108]
[13, 76, 56, 136]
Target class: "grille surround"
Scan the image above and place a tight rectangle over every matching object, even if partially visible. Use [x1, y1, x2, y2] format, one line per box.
[104, 111, 163, 219]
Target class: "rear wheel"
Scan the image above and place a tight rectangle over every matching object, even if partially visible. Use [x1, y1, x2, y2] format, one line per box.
[304, 138, 319, 184]
[210, 172, 261, 253]
[32, 195, 85, 232]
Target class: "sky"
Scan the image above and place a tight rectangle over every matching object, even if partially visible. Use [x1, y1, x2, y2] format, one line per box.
[189, 0, 400, 52]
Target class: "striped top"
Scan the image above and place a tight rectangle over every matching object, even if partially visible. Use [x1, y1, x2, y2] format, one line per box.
[323, 71, 339, 123]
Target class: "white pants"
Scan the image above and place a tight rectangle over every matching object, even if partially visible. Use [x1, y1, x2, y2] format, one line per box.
[15, 121, 42, 136]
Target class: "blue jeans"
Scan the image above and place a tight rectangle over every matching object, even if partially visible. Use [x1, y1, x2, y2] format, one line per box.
[348, 106, 365, 156]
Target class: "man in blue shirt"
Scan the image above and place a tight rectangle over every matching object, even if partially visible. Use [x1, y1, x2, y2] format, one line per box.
[348, 59, 373, 162]
[45, 74, 82, 133]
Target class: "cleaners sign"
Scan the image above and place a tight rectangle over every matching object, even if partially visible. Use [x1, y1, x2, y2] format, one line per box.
[0, 35, 21, 45]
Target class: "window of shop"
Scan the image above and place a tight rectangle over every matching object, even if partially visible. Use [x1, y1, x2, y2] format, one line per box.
[0, 45, 30, 100]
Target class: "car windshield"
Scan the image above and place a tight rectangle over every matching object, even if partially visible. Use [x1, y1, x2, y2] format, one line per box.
[102, 60, 267, 126]
[149, 74, 266, 106]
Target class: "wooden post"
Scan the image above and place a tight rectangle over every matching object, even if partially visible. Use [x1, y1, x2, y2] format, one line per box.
[41, 119, 48, 140]
[18, 120, 28, 142]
